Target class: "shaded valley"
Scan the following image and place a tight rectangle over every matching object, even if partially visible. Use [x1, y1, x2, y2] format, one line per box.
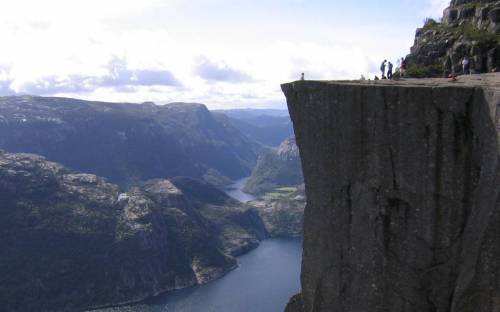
[213, 109, 293, 147]
[0, 98, 305, 311]
[0, 96, 259, 187]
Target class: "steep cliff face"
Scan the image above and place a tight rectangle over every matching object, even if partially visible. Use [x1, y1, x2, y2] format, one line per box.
[0, 151, 266, 311]
[282, 74, 500, 312]
[406, 0, 500, 77]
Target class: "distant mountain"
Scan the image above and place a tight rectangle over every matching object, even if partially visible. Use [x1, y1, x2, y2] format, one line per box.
[0, 96, 259, 186]
[243, 137, 303, 195]
[213, 109, 294, 147]
[214, 108, 290, 118]
[0, 151, 267, 311]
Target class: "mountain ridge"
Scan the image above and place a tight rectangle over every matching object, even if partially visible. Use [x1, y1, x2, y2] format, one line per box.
[0, 96, 259, 187]
[213, 109, 294, 147]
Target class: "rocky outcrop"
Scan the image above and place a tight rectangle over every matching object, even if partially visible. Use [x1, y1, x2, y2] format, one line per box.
[406, 0, 500, 77]
[167, 176, 268, 257]
[277, 136, 301, 161]
[282, 74, 500, 312]
[444, 0, 500, 33]
[244, 137, 304, 195]
[250, 187, 305, 237]
[0, 151, 266, 311]
[0, 96, 259, 187]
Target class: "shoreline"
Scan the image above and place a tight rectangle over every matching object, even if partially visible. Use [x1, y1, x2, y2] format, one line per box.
[87, 177, 303, 311]
[86, 236, 303, 312]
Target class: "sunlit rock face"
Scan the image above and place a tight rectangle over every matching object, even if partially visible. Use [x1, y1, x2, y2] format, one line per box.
[282, 75, 500, 312]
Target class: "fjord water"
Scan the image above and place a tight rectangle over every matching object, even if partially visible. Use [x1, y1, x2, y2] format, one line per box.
[102, 238, 302, 312]
[96, 178, 302, 312]
[224, 177, 256, 203]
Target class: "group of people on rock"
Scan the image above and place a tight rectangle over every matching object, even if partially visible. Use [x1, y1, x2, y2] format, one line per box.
[379, 58, 406, 80]
[299, 55, 496, 82]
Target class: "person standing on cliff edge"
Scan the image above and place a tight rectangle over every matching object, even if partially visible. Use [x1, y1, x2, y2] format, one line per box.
[387, 62, 394, 79]
[462, 57, 470, 75]
[300, 73, 304, 81]
[380, 60, 387, 79]
[399, 57, 407, 78]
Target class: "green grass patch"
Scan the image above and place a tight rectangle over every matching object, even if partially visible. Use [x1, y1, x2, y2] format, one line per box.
[264, 192, 283, 199]
[406, 63, 443, 78]
[276, 187, 297, 193]
[457, 23, 500, 44]
[422, 17, 439, 30]
[422, 21, 500, 45]
[262, 186, 298, 200]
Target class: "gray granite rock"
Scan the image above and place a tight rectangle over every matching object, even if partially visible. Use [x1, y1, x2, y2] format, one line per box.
[406, 0, 500, 77]
[282, 75, 500, 312]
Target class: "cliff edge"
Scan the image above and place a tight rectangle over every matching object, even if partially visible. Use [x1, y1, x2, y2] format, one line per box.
[282, 74, 500, 312]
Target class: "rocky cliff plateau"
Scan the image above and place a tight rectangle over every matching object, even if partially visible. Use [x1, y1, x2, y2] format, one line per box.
[282, 74, 500, 311]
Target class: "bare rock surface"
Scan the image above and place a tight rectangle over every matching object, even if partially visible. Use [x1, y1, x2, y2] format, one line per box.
[407, 0, 500, 76]
[282, 73, 500, 312]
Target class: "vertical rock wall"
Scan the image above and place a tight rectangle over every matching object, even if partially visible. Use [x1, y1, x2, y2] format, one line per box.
[282, 78, 499, 312]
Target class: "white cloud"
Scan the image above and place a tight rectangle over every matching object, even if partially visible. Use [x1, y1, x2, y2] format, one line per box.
[424, 0, 450, 19]
[193, 57, 252, 83]
[0, 0, 431, 108]
[11, 57, 181, 95]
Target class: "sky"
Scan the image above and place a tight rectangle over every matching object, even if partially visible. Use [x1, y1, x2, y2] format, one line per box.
[0, 0, 449, 109]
